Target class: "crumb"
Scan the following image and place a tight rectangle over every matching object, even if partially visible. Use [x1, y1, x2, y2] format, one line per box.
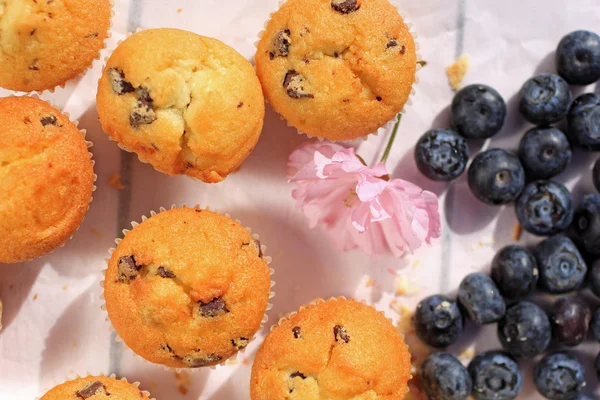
[226, 359, 238, 366]
[177, 8, 183, 13]
[365, 279, 374, 288]
[33, 293, 38, 300]
[458, 345, 476, 364]
[107, 172, 125, 190]
[513, 223, 523, 241]
[446, 54, 470, 90]
[62, 285, 68, 291]
[395, 276, 409, 296]
[411, 260, 421, 269]
[89, 228, 103, 238]
[174, 372, 190, 396]
[242, 357, 250, 365]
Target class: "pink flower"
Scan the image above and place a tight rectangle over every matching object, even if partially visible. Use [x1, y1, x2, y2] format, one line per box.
[288, 142, 441, 258]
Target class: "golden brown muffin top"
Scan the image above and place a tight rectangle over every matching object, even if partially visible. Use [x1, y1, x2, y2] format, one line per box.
[255, 0, 416, 141]
[104, 208, 272, 368]
[0, 96, 94, 264]
[0, 0, 112, 92]
[251, 298, 412, 399]
[40, 376, 152, 400]
[96, 28, 265, 183]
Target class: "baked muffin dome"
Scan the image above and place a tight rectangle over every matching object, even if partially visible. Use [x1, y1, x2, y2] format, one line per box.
[255, 0, 416, 141]
[97, 28, 265, 183]
[40, 376, 152, 400]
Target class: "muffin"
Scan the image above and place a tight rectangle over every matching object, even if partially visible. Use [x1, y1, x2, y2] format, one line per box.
[0, 97, 95, 264]
[0, 0, 112, 92]
[103, 207, 272, 368]
[40, 375, 152, 400]
[97, 28, 265, 183]
[255, 0, 417, 141]
[250, 298, 412, 399]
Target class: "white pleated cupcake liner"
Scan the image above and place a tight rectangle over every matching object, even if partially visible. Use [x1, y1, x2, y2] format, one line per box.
[253, 0, 422, 144]
[4, 95, 97, 262]
[37, 372, 154, 400]
[15, 0, 115, 96]
[99, 204, 275, 372]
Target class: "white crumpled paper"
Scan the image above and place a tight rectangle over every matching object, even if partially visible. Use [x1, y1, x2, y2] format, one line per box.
[1, 0, 600, 398]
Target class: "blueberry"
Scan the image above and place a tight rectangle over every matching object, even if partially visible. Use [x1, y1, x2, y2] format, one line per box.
[468, 149, 525, 205]
[569, 194, 600, 256]
[550, 297, 592, 347]
[593, 157, 600, 192]
[596, 353, 600, 380]
[415, 129, 469, 181]
[491, 245, 539, 299]
[592, 308, 600, 342]
[515, 180, 574, 236]
[497, 301, 551, 358]
[589, 259, 600, 298]
[567, 93, 600, 150]
[457, 273, 506, 325]
[534, 235, 587, 294]
[518, 127, 572, 180]
[451, 84, 507, 140]
[421, 352, 472, 400]
[414, 295, 464, 348]
[468, 351, 523, 400]
[534, 352, 586, 400]
[556, 30, 600, 85]
[519, 74, 572, 125]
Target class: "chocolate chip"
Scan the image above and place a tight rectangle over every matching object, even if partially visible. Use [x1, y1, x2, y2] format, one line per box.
[231, 337, 250, 350]
[292, 326, 302, 339]
[151, 142, 159, 150]
[76, 381, 108, 399]
[160, 343, 175, 354]
[30, 28, 37, 36]
[290, 372, 306, 379]
[199, 297, 229, 317]
[40, 115, 61, 127]
[269, 29, 291, 60]
[181, 354, 222, 368]
[387, 39, 398, 48]
[117, 255, 140, 282]
[28, 58, 39, 71]
[343, 98, 350, 103]
[23, 117, 31, 124]
[331, 0, 360, 14]
[283, 70, 314, 99]
[85, 32, 99, 38]
[376, 96, 382, 102]
[400, 46, 407, 55]
[237, 102, 244, 108]
[157, 266, 176, 279]
[302, 57, 310, 64]
[107, 68, 134, 95]
[130, 88, 157, 128]
[334, 325, 350, 343]
[254, 239, 263, 258]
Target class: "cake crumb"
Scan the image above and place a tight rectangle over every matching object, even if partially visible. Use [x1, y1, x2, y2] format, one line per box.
[174, 372, 190, 395]
[365, 279, 374, 288]
[242, 357, 250, 365]
[107, 173, 125, 190]
[411, 260, 421, 269]
[177, 8, 183, 13]
[395, 276, 419, 297]
[446, 54, 470, 90]
[33, 293, 38, 300]
[458, 345, 476, 364]
[89, 228, 103, 238]
[62, 285, 68, 291]
[513, 223, 523, 241]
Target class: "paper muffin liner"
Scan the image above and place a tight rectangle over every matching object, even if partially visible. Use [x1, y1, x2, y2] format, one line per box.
[99, 204, 276, 372]
[22, 0, 115, 96]
[4, 94, 97, 262]
[36, 372, 154, 400]
[253, 0, 421, 144]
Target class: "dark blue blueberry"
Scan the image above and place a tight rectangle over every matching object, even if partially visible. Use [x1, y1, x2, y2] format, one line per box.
[556, 30, 600, 85]
[534, 235, 587, 294]
[414, 295, 464, 348]
[468, 351, 523, 400]
[421, 352, 472, 400]
[534, 352, 586, 400]
[569, 194, 600, 256]
[550, 297, 592, 347]
[519, 74, 572, 125]
[415, 129, 469, 181]
[497, 301, 551, 358]
[518, 127, 572, 180]
[589, 259, 600, 299]
[596, 353, 600, 380]
[451, 84, 507, 140]
[593, 157, 600, 192]
[515, 180, 574, 236]
[592, 307, 600, 342]
[468, 149, 525, 205]
[491, 245, 539, 299]
[457, 273, 506, 325]
[567, 93, 600, 150]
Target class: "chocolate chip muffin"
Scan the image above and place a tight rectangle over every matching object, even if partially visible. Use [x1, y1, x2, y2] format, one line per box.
[40, 375, 152, 400]
[97, 29, 265, 183]
[0, 0, 112, 92]
[0, 97, 95, 264]
[255, 0, 417, 141]
[103, 207, 272, 368]
[250, 298, 412, 398]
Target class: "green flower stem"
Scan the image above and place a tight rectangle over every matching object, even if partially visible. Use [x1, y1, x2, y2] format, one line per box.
[380, 114, 402, 165]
